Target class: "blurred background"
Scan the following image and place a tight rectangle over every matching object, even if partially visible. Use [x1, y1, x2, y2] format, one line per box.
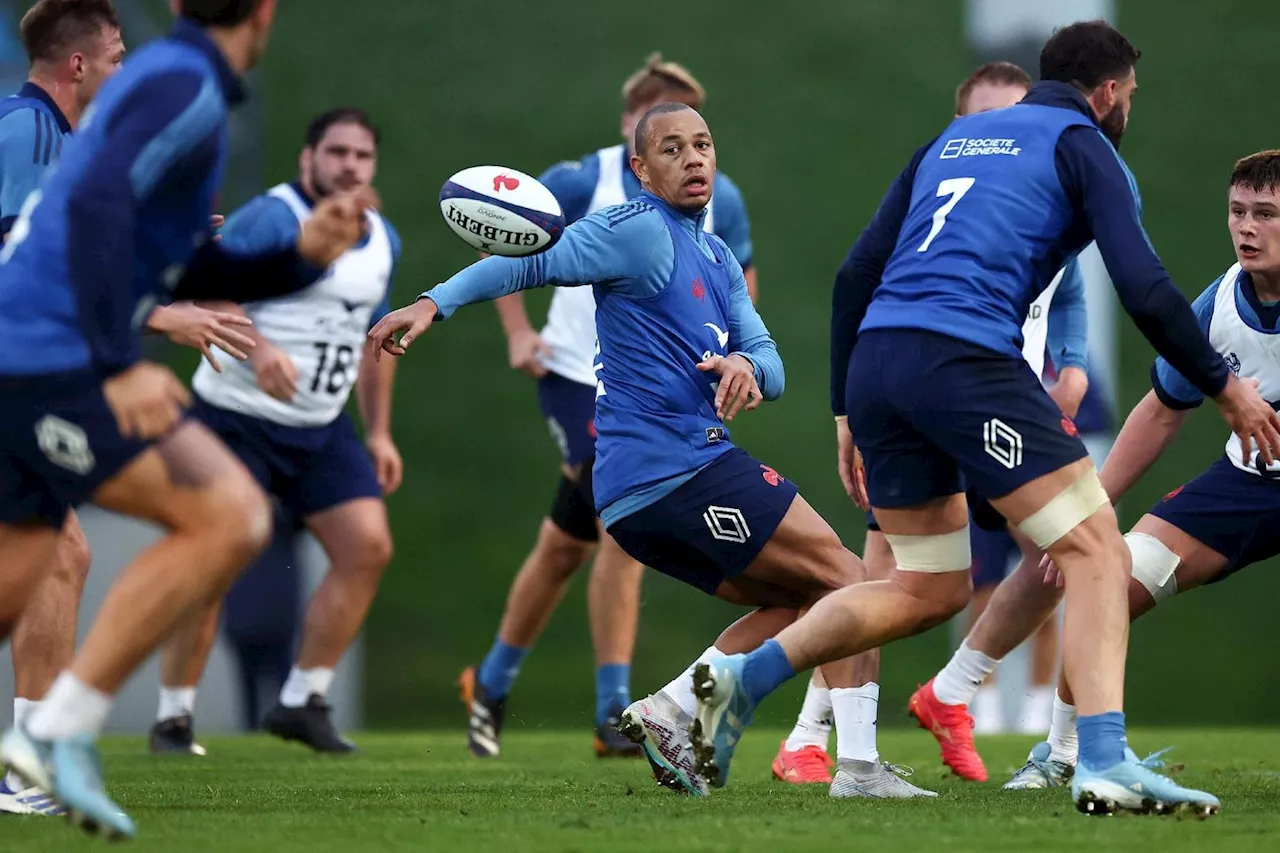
[2, 0, 1278, 732]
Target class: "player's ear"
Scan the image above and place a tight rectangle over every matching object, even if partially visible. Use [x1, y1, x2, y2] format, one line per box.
[69, 52, 85, 83]
[630, 153, 647, 185]
[299, 146, 312, 177]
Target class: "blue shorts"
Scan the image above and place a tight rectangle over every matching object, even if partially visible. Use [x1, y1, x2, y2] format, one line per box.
[971, 524, 1019, 587]
[847, 330, 1087, 509]
[0, 372, 151, 527]
[866, 487, 1006, 533]
[191, 396, 380, 518]
[1149, 456, 1280, 580]
[607, 448, 799, 595]
[537, 372, 596, 467]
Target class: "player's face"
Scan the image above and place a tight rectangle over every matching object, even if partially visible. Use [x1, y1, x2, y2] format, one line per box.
[631, 109, 716, 213]
[1229, 185, 1280, 276]
[621, 92, 700, 155]
[76, 26, 126, 102]
[302, 123, 377, 198]
[957, 83, 1027, 117]
[1094, 67, 1136, 149]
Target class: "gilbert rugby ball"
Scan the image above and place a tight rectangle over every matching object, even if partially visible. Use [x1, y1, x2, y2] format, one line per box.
[439, 166, 565, 257]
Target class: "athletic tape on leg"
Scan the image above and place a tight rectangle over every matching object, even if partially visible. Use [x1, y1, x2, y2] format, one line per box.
[1016, 473, 1109, 550]
[1125, 532, 1179, 603]
[883, 528, 971, 573]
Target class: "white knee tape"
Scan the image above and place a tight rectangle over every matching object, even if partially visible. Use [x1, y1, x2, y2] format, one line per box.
[883, 528, 972, 573]
[1017, 472, 1110, 550]
[1125, 532, 1180, 603]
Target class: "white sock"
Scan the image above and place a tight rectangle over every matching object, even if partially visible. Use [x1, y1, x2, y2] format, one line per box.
[970, 684, 1005, 734]
[1017, 684, 1056, 735]
[659, 646, 724, 717]
[157, 686, 197, 721]
[13, 698, 39, 729]
[25, 673, 112, 741]
[280, 666, 336, 708]
[784, 676, 832, 751]
[831, 683, 880, 764]
[933, 640, 1000, 706]
[1046, 691, 1078, 765]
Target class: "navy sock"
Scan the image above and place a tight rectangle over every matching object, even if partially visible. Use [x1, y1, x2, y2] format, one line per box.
[594, 663, 631, 724]
[477, 639, 528, 700]
[1078, 711, 1127, 771]
[741, 639, 796, 704]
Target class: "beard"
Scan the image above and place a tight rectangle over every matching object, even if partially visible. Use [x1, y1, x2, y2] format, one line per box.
[1099, 104, 1126, 150]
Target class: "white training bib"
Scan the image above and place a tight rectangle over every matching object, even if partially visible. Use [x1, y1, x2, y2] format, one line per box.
[1020, 266, 1063, 380]
[193, 183, 393, 427]
[1209, 263, 1280, 477]
[539, 144, 716, 387]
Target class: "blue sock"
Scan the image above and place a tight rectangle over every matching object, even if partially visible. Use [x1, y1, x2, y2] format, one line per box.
[741, 639, 796, 704]
[477, 639, 528, 700]
[1078, 711, 1128, 771]
[594, 663, 631, 724]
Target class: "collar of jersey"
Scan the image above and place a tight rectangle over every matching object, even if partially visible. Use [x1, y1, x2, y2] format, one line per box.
[637, 189, 709, 239]
[17, 82, 71, 134]
[1021, 81, 1100, 129]
[1234, 268, 1280, 334]
[169, 17, 246, 106]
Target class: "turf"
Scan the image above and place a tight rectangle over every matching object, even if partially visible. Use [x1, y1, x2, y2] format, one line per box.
[4, 728, 1278, 852]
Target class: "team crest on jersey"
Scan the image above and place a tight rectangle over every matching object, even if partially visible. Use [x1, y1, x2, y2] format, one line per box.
[692, 277, 706, 302]
[1225, 352, 1241, 375]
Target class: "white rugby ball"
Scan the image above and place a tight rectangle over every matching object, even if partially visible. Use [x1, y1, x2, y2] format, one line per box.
[439, 166, 565, 257]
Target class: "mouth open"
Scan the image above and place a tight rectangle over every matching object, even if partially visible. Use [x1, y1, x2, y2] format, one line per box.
[1240, 243, 1262, 259]
[682, 175, 709, 195]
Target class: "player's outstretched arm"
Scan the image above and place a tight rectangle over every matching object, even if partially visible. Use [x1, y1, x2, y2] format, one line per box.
[1098, 389, 1190, 505]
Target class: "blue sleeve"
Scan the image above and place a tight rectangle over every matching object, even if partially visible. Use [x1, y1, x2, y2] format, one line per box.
[710, 172, 753, 268]
[829, 140, 933, 415]
[1047, 255, 1088, 372]
[217, 195, 299, 254]
[370, 216, 400, 327]
[538, 156, 597, 225]
[424, 204, 670, 318]
[717, 238, 782, 399]
[1056, 126, 1229, 399]
[0, 110, 48, 235]
[1151, 276, 1222, 410]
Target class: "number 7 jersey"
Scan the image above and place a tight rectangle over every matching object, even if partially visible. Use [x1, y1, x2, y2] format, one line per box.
[193, 183, 394, 427]
[860, 104, 1099, 360]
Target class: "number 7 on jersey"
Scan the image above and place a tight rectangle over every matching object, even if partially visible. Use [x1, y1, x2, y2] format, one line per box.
[917, 177, 976, 253]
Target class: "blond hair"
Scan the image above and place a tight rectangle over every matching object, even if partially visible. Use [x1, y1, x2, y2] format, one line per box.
[621, 52, 706, 112]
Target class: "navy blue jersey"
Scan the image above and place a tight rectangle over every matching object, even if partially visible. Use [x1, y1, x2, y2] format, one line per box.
[0, 19, 322, 379]
[0, 82, 70, 236]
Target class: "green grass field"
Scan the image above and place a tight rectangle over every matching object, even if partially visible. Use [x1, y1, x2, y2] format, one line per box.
[4, 728, 1278, 852]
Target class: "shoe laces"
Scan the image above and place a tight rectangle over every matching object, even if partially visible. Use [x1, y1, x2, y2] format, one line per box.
[883, 762, 916, 779]
[1139, 747, 1175, 771]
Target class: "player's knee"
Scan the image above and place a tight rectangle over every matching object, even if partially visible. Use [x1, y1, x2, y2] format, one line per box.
[535, 518, 593, 579]
[201, 476, 273, 565]
[347, 524, 394, 575]
[1125, 531, 1178, 607]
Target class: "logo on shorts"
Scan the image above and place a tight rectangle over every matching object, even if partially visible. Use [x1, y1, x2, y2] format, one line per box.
[1225, 352, 1241, 375]
[35, 415, 95, 475]
[692, 277, 706, 302]
[1061, 417, 1079, 438]
[982, 418, 1023, 469]
[704, 505, 751, 544]
[1163, 484, 1185, 502]
[761, 464, 783, 486]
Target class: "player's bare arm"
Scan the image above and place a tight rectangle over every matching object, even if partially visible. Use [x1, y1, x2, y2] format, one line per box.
[356, 352, 402, 495]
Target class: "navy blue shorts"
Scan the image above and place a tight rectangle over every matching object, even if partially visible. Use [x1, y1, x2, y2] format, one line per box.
[866, 487, 1005, 533]
[970, 524, 1019, 587]
[847, 330, 1087, 509]
[1150, 456, 1280, 580]
[191, 396, 380, 518]
[0, 372, 151, 527]
[607, 448, 799, 595]
[538, 372, 596, 467]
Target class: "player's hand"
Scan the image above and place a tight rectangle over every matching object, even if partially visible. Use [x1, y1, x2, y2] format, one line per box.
[507, 328, 551, 378]
[1047, 366, 1088, 419]
[1213, 374, 1280, 466]
[210, 214, 224, 243]
[697, 354, 761, 421]
[836, 416, 870, 509]
[102, 361, 191, 440]
[148, 302, 256, 373]
[367, 432, 404, 496]
[297, 187, 381, 268]
[1040, 552, 1065, 589]
[368, 297, 438, 361]
[251, 340, 300, 402]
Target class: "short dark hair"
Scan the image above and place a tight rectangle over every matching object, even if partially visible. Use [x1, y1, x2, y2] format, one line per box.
[622, 53, 705, 112]
[19, 0, 118, 65]
[955, 62, 1032, 114]
[304, 107, 380, 149]
[176, 0, 261, 27]
[633, 102, 694, 155]
[1040, 20, 1141, 91]
[1231, 151, 1280, 194]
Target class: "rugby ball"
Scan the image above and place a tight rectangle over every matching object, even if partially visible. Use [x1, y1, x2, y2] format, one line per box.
[439, 166, 565, 257]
